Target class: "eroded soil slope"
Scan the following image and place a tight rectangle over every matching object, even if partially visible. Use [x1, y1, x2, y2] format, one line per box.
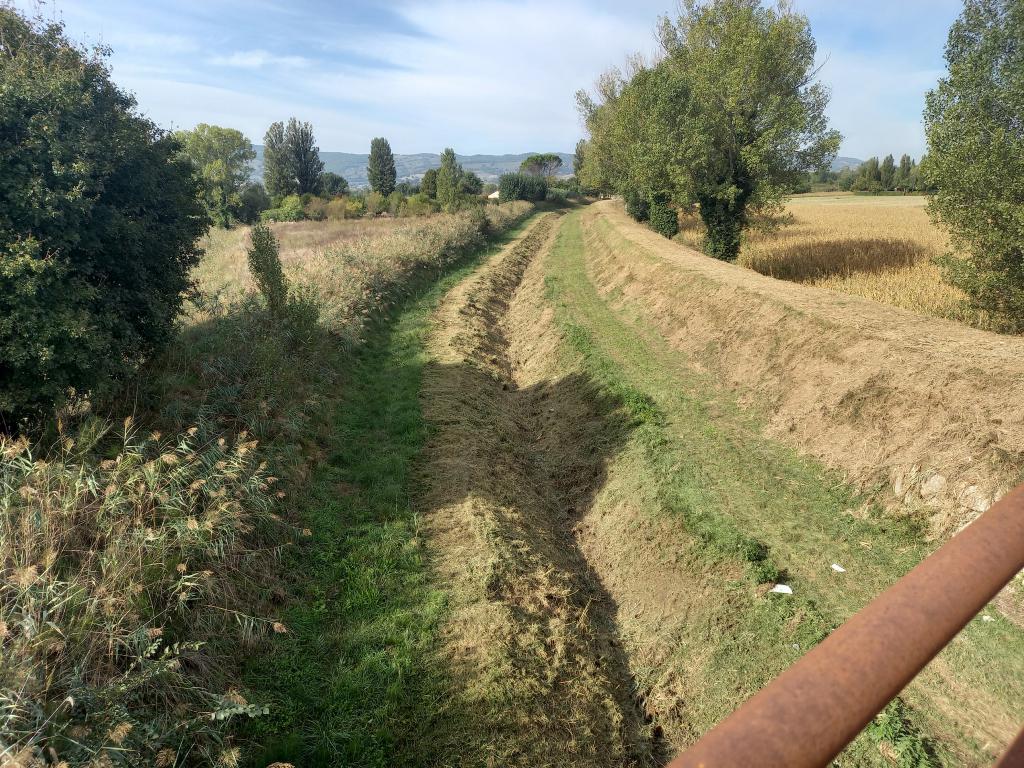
[585, 200, 1024, 539]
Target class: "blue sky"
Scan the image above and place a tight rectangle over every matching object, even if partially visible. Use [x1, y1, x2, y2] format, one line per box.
[15, 0, 964, 159]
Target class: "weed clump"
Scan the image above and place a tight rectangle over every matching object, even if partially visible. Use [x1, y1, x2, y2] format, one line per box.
[247, 223, 289, 315]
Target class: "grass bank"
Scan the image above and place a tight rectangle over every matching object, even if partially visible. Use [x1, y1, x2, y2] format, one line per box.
[541, 209, 1023, 766]
[240, 215, 540, 766]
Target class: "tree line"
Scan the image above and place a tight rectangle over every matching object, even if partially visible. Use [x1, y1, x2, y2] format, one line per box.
[575, 0, 1024, 329]
[576, 0, 840, 260]
[804, 154, 931, 194]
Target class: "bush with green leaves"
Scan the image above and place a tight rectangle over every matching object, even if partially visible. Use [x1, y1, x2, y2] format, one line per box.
[238, 182, 272, 223]
[0, 8, 208, 431]
[925, 0, 1024, 331]
[498, 172, 548, 202]
[648, 193, 679, 238]
[260, 194, 305, 222]
[623, 189, 650, 221]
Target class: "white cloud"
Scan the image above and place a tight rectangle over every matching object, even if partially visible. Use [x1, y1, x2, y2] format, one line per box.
[208, 49, 310, 70]
[817, 50, 943, 159]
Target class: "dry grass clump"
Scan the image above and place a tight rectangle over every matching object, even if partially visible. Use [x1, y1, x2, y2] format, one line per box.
[0, 420, 281, 765]
[291, 203, 532, 342]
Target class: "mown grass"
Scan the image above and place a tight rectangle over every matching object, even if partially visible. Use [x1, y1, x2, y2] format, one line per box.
[673, 194, 993, 330]
[544, 209, 1024, 765]
[239, 217, 538, 766]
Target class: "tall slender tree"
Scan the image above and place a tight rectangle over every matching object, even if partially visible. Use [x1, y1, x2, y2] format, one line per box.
[263, 121, 291, 197]
[880, 154, 896, 191]
[263, 118, 323, 197]
[367, 137, 397, 195]
[421, 167, 438, 198]
[286, 118, 324, 195]
[436, 148, 462, 211]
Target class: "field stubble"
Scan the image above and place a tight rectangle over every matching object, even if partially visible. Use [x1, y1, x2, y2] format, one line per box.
[675, 194, 992, 330]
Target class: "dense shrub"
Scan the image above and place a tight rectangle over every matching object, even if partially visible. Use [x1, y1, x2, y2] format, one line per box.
[260, 194, 305, 222]
[365, 191, 386, 216]
[623, 189, 650, 221]
[238, 182, 272, 223]
[0, 8, 208, 430]
[648, 193, 679, 238]
[404, 193, 438, 217]
[498, 173, 548, 202]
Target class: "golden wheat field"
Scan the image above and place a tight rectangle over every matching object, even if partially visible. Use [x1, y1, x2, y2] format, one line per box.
[677, 193, 990, 329]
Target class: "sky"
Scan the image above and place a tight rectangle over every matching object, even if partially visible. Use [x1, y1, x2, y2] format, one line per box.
[13, 0, 965, 159]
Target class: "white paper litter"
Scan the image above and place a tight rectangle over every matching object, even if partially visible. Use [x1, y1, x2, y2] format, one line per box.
[981, 614, 995, 622]
[769, 584, 793, 595]
[831, 563, 846, 573]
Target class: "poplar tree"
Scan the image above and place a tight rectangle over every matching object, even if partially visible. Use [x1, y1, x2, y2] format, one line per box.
[367, 137, 397, 195]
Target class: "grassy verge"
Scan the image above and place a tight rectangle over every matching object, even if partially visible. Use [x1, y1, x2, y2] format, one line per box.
[240, 218, 538, 766]
[542, 210, 1023, 765]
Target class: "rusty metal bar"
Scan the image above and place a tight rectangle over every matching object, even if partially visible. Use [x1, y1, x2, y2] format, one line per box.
[669, 483, 1024, 768]
[995, 726, 1024, 768]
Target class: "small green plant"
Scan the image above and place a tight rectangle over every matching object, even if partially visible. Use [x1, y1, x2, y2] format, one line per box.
[867, 699, 938, 768]
[247, 223, 289, 314]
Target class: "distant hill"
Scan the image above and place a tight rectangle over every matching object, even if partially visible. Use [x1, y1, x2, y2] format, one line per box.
[831, 156, 864, 171]
[251, 147, 575, 188]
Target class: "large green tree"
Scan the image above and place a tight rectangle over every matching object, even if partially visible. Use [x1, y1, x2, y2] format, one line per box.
[578, 0, 839, 260]
[436, 148, 463, 211]
[0, 8, 207, 428]
[322, 171, 349, 197]
[880, 154, 896, 191]
[520, 152, 563, 178]
[925, 0, 1024, 330]
[367, 137, 397, 195]
[175, 123, 255, 227]
[421, 167, 438, 198]
[263, 117, 324, 197]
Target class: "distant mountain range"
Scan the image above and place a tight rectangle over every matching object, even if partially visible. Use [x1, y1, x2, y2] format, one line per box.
[831, 156, 864, 171]
[249, 148, 862, 187]
[251, 147, 575, 187]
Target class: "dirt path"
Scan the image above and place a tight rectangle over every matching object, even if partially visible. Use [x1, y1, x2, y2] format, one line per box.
[420, 213, 662, 766]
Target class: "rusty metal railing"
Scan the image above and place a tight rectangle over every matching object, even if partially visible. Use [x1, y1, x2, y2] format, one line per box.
[668, 483, 1024, 768]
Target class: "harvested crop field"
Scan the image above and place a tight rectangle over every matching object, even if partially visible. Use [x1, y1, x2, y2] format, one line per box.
[676, 194, 994, 329]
